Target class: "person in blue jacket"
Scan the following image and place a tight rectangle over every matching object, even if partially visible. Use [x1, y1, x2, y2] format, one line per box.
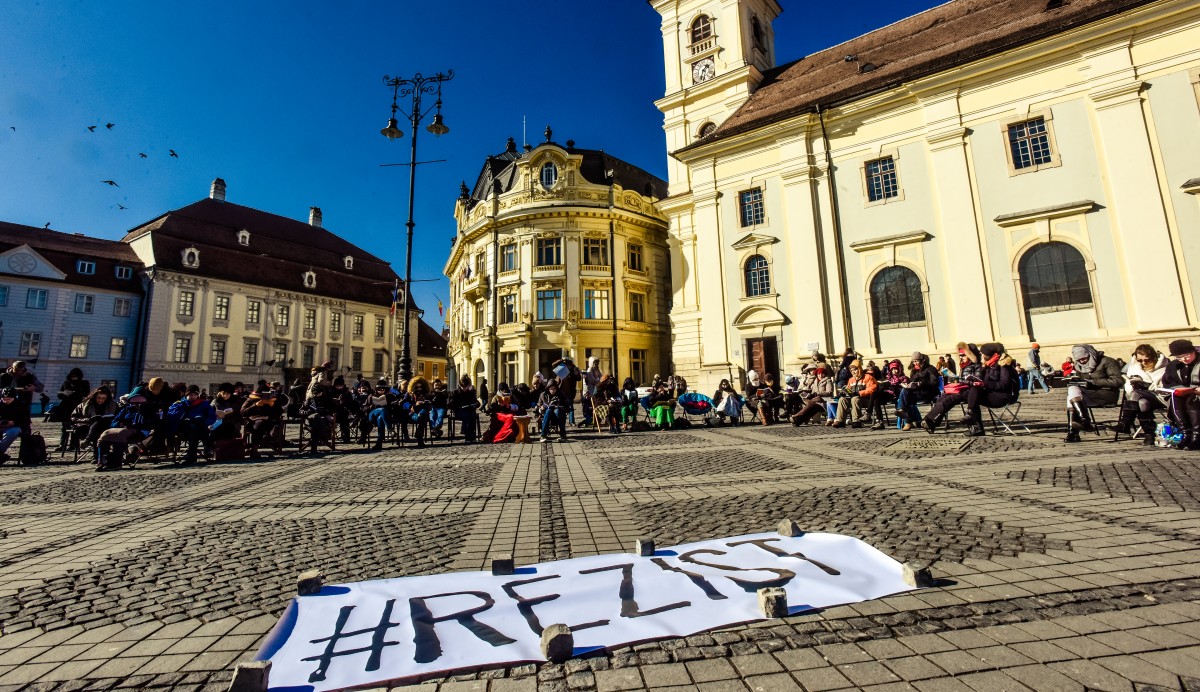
[168, 385, 217, 464]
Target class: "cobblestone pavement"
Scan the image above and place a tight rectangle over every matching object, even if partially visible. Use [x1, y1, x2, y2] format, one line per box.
[2, 392, 1200, 691]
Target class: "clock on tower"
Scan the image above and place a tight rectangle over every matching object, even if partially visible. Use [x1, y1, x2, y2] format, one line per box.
[692, 58, 716, 84]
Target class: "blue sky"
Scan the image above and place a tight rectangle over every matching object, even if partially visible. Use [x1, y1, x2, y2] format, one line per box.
[0, 0, 937, 327]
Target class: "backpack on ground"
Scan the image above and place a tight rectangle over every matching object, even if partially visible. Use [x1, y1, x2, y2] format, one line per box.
[19, 432, 47, 465]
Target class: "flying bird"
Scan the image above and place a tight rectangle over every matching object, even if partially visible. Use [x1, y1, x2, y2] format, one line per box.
[87, 125, 96, 132]
[9, 127, 14, 131]
[169, 149, 178, 158]
[101, 180, 119, 187]
[139, 152, 147, 158]
[117, 204, 127, 210]
[105, 123, 114, 130]
[43, 223, 50, 228]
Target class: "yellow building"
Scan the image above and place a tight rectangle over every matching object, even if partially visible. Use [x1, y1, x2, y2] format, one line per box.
[445, 135, 671, 387]
[652, 0, 1200, 392]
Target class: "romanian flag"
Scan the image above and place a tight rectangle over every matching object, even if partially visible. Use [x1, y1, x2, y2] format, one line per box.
[436, 296, 444, 316]
[389, 286, 400, 316]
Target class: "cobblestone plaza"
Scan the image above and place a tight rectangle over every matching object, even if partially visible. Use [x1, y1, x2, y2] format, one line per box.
[2, 395, 1200, 691]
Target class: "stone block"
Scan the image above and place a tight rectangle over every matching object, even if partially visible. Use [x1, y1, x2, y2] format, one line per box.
[541, 623, 574, 663]
[297, 570, 323, 596]
[636, 538, 655, 556]
[492, 555, 515, 576]
[778, 519, 803, 537]
[227, 660, 270, 691]
[758, 587, 788, 618]
[902, 561, 934, 588]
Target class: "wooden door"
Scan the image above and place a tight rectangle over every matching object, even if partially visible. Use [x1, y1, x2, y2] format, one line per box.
[746, 338, 779, 378]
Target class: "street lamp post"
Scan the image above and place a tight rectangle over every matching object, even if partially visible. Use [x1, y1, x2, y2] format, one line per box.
[380, 70, 453, 384]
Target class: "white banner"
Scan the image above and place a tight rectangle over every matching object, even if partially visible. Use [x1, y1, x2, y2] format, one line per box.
[257, 532, 915, 691]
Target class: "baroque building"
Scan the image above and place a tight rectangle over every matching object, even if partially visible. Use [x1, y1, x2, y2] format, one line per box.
[123, 179, 417, 391]
[445, 135, 671, 387]
[0, 222, 145, 399]
[652, 0, 1200, 392]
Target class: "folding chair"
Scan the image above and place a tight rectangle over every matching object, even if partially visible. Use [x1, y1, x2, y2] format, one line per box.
[985, 400, 1031, 435]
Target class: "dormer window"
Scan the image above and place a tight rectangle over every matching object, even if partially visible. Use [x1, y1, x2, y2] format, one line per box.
[697, 122, 717, 138]
[690, 15, 713, 44]
[540, 162, 558, 190]
[115, 266, 133, 280]
[303, 270, 317, 289]
[237, 229, 250, 246]
[76, 260, 96, 275]
[182, 247, 200, 268]
[343, 255, 354, 270]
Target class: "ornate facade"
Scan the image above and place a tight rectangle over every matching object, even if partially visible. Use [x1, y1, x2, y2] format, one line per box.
[652, 0, 1200, 393]
[444, 136, 671, 387]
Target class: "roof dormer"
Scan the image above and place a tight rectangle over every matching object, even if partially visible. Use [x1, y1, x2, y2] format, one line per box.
[343, 255, 354, 270]
[182, 247, 200, 269]
[237, 229, 250, 246]
[303, 270, 317, 289]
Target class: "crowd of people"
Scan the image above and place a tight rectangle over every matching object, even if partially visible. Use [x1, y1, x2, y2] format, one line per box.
[2, 338, 1199, 468]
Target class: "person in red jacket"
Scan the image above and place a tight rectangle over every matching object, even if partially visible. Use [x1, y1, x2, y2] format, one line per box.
[831, 360, 877, 428]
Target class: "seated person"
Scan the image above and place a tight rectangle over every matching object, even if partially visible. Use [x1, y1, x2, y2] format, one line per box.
[70, 387, 117, 450]
[1120, 344, 1167, 444]
[242, 387, 285, 453]
[167, 386, 218, 464]
[363, 383, 393, 450]
[712, 379, 744, 425]
[751, 373, 783, 425]
[647, 382, 676, 431]
[300, 387, 338, 450]
[873, 360, 908, 430]
[1161, 339, 1200, 449]
[591, 375, 622, 434]
[897, 352, 940, 431]
[1064, 344, 1123, 442]
[209, 383, 245, 442]
[451, 376, 481, 444]
[961, 344, 1017, 437]
[619, 378, 640, 431]
[483, 383, 530, 444]
[922, 354, 984, 432]
[790, 366, 834, 425]
[538, 381, 569, 442]
[403, 377, 434, 448]
[97, 379, 168, 470]
[831, 360, 876, 428]
[780, 375, 805, 418]
[0, 388, 31, 464]
[429, 379, 449, 438]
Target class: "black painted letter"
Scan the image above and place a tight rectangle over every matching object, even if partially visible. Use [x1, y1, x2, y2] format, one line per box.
[409, 590, 517, 663]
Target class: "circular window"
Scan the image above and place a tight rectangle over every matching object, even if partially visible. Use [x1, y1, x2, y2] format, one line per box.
[540, 162, 558, 190]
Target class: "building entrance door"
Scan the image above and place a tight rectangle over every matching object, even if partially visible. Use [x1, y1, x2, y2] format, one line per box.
[746, 337, 779, 378]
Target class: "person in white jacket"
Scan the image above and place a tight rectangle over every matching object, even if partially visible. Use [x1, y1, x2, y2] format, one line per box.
[1120, 343, 1167, 444]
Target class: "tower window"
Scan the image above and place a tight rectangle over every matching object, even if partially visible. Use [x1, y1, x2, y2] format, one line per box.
[690, 15, 713, 44]
[540, 162, 558, 190]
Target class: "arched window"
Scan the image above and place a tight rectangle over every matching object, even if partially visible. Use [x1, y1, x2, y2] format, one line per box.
[697, 122, 717, 138]
[870, 266, 925, 326]
[237, 229, 250, 246]
[690, 15, 713, 44]
[744, 255, 771, 297]
[540, 162, 558, 190]
[751, 16, 765, 50]
[1019, 242, 1092, 311]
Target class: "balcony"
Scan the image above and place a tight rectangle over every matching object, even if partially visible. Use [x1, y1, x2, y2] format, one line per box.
[462, 274, 489, 300]
[689, 39, 714, 56]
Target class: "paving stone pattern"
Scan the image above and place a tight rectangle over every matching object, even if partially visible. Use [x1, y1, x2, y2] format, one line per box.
[290, 463, 501, 493]
[0, 471, 236, 505]
[634, 486, 1067, 563]
[1009, 456, 1200, 511]
[2, 393, 1200, 692]
[596, 450, 792, 481]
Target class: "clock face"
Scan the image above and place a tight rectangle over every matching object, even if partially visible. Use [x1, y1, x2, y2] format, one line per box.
[692, 58, 715, 84]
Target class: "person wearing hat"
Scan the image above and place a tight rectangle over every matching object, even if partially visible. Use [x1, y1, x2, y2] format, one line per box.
[1161, 339, 1200, 448]
[0, 361, 44, 409]
[0, 388, 31, 464]
[210, 383, 245, 442]
[1027, 343, 1051, 394]
[1064, 344, 1123, 443]
[241, 386, 285, 454]
[961, 343, 1018, 437]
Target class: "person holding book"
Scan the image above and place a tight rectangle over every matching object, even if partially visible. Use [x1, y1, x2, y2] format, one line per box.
[1064, 344, 1123, 442]
[1161, 339, 1200, 449]
[1120, 344, 1167, 444]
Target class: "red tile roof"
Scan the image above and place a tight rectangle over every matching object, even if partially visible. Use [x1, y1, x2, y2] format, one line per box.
[0, 221, 143, 293]
[682, 0, 1156, 152]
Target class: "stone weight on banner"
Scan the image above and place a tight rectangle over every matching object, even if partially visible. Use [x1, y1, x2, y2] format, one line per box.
[297, 569, 323, 596]
[635, 538, 655, 556]
[758, 587, 788, 618]
[903, 560, 935, 588]
[541, 623, 574, 663]
[777, 519, 803, 537]
[227, 660, 270, 692]
[491, 555, 515, 576]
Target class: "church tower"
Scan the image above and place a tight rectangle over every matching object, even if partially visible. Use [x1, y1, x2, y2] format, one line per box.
[651, 0, 782, 194]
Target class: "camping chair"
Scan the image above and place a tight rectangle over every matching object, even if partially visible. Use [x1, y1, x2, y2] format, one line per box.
[592, 396, 612, 434]
[298, 412, 337, 454]
[985, 397, 1031, 435]
[677, 393, 715, 426]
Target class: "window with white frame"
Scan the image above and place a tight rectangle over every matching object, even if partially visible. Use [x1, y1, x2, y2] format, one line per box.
[210, 339, 226, 364]
[76, 260, 95, 275]
[690, 15, 713, 44]
[502, 352, 518, 387]
[628, 243, 643, 271]
[304, 308, 316, 330]
[353, 314, 364, 336]
[865, 156, 899, 202]
[1008, 117, 1054, 170]
[630, 349, 648, 386]
[274, 342, 288, 363]
[19, 332, 40, 357]
[501, 244, 518, 272]
[351, 349, 363, 372]
[178, 290, 195, 317]
[373, 352, 384, 373]
[173, 336, 191, 363]
[247, 300, 261, 324]
[303, 344, 315, 369]
[26, 288, 47, 310]
[474, 301, 485, 330]
[375, 317, 385, 338]
[113, 298, 131, 317]
[328, 346, 340, 369]
[739, 188, 765, 227]
[115, 266, 133, 280]
[500, 294, 517, 324]
[243, 341, 258, 366]
[584, 288, 610, 320]
[276, 305, 290, 328]
[540, 162, 558, 189]
[69, 335, 89, 358]
[109, 337, 126, 360]
[74, 294, 94, 314]
[330, 312, 341, 333]
[214, 295, 230, 321]
[744, 255, 771, 297]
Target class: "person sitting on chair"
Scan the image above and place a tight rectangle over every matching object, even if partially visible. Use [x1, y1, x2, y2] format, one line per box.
[754, 373, 783, 425]
[451, 375, 480, 444]
[961, 343, 1017, 437]
[831, 360, 876, 428]
[619, 378, 640, 431]
[897, 352, 940, 431]
[242, 387, 285, 454]
[790, 366, 835, 426]
[648, 382, 676, 431]
[429, 379, 448, 439]
[712, 379, 744, 425]
[1119, 344, 1167, 445]
[70, 387, 117, 451]
[592, 375, 621, 434]
[1065, 344, 1123, 442]
[0, 388, 31, 465]
[363, 383, 394, 450]
[873, 360, 908, 430]
[1161, 339, 1200, 449]
[168, 386, 217, 464]
[538, 380, 569, 442]
[484, 382, 525, 444]
[209, 383, 245, 443]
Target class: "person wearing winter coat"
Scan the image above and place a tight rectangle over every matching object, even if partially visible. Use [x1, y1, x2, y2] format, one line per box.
[71, 387, 117, 448]
[0, 388, 31, 464]
[1027, 343, 1051, 394]
[0, 361, 44, 409]
[49, 368, 89, 439]
[1065, 344, 1123, 443]
[897, 352, 940, 431]
[872, 360, 908, 430]
[831, 360, 876, 428]
[619, 377, 640, 430]
[168, 386, 218, 464]
[712, 379, 744, 424]
[451, 375, 481, 443]
[1119, 344, 1167, 444]
[789, 366, 835, 426]
[537, 380, 569, 442]
[963, 345, 1018, 436]
[1161, 339, 1200, 449]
